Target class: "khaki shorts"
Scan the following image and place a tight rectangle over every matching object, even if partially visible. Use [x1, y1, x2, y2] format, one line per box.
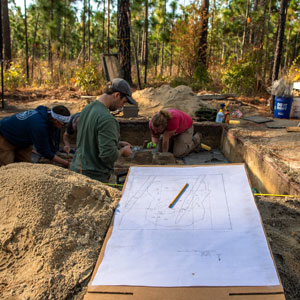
[173, 126, 194, 157]
[0, 135, 32, 166]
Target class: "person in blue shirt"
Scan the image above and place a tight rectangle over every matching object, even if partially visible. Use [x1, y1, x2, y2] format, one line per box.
[0, 105, 71, 168]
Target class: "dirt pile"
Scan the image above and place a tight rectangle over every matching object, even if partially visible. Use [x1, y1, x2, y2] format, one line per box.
[0, 163, 121, 300]
[133, 85, 212, 117]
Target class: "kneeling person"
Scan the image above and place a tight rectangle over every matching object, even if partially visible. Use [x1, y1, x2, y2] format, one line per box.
[0, 105, 71, 168]
[149, 109, 201, 158]
[70, 78, 136, 182]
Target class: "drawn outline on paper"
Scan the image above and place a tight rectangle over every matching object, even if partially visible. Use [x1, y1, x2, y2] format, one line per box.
[117, 174, 232, 231]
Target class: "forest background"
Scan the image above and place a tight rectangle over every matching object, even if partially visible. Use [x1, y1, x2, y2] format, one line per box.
[1, 0, 300, 98]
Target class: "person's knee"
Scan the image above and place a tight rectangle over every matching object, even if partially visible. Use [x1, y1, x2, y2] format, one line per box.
[173, 147, 187, 158]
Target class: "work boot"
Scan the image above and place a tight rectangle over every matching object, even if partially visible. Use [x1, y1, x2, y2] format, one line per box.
[192, 132, 202, 152]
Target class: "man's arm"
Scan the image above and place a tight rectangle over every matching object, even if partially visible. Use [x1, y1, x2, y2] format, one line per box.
[31, 124, 70, 167]
[52, 154, 70, 168]
[97, 118, 121, 166]
[151, 136, 159, 144]
[118, 141, 132, 157]
[63, 132, 72, 154]
[118, 141, 131, 149]
[119, 145, 132, 157]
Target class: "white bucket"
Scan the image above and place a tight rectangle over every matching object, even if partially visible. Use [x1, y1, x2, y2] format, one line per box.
[290, 97, 300, 119]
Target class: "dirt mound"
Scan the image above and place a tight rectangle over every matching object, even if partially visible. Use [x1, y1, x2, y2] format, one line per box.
[133, 85, 212, 117]
[0, 163, 120, 300]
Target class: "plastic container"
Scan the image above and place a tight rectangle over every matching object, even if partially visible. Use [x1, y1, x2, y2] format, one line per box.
[215, 110, 224, 123]
[274, 96, 293, 119]
[224, 110, 230, 123]
[290, 97, 300, 119]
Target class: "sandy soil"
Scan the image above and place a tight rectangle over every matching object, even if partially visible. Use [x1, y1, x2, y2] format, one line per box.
[0, 163, 120, 300]
[0, 86, 299, 299]
[255, 195, 300, 300]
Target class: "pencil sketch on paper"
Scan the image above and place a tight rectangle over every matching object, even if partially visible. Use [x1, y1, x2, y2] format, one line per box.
[117, 174, 232, 231]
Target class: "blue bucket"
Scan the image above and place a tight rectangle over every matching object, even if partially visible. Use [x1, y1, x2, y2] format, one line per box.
[274, 97, 293, 118]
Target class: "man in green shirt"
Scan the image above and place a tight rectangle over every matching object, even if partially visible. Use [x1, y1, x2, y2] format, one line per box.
[70, 78, 136, 182]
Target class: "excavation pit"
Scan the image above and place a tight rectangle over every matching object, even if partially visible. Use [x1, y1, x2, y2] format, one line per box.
[118, 119, 300, 197]
[115, 120, 227, 176]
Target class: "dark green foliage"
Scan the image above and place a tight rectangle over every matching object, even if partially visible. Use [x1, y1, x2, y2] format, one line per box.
[170, 70, 212, 92]
[170, 76, 189, 88]
[193, 64, 211, 84]
[74, 62, 105, 93]
[221, 55, 258, 95]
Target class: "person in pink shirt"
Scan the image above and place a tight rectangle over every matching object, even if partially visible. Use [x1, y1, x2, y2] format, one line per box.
[149, 109, 201, 157]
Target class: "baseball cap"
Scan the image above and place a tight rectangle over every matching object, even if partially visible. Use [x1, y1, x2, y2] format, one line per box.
[111, 78, 137, 105]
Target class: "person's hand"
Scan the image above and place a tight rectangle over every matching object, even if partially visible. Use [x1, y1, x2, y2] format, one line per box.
[120, 145, 132, 157]
[119, 141, 131, 148]
[66, 159, 72, 169]
[63, 145, 70, 154]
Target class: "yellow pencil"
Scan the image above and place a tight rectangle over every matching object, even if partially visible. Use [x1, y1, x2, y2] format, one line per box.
[169, 183, 189, 208]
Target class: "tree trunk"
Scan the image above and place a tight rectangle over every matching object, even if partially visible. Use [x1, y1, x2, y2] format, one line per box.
[31, 12, 39, 81]
[292, 30, 299, 62]
[169, 0, 177, 76]
[117, 0, 132, 84]
[63, 0, 67, 61]
[88, 0, 91, 61]
[271, 0, 290, 112]
[221, 40, 225, 62]
[159, 0, 167, 77]
[128, 11, 141, 89]
[160, 42, 164, 76]
[144, 0, 148, 84]
[48, 0, 54, 81]
[198, 0, 210, 67]
[254, 0, 267, 86]
[283, 26, 291, 71]
[137, 32, 140, 64]
[170, 45, 173, 77]
[272, 0, 290, 82]
[107, 0, 110, 54]
[102, 0, 105, 52]
[1, 0, 11, 67]
[249, 0, 258, 45]
[48, 39, 53, 77]
[82, 0, 86, 64]
[24, 0, 29, 81]
[155, 40, 159, 77]
[259, 0, 267, 47]
[208, 0, 216, 66]
[263, 0, 272, 83]
[141, 29, 145, 64]
[241, 0, 249, 58]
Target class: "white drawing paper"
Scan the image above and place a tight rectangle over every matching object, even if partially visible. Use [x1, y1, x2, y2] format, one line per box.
[92, 165, 280, 287]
